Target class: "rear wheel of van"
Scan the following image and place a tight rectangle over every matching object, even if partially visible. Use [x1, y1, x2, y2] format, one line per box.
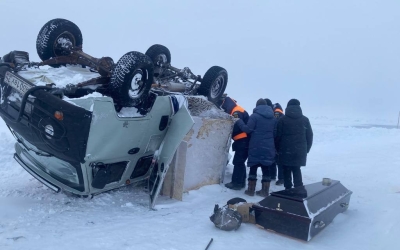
[36, 18, 83, 63]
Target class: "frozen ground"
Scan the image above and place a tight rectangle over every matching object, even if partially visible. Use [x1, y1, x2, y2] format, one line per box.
[0, 117, 399, 250]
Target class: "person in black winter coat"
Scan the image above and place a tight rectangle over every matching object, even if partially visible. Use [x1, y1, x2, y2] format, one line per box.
[275, 99, 313, 190]
[221, 97, 250, 190]
[271, 103, 285, 185]
[236, 98, 277, 197]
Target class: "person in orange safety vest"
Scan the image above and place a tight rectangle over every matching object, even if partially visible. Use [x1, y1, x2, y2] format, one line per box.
[221, 96, 250, 190]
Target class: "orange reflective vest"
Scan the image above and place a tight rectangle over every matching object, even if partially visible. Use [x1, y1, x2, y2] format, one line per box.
[231, 105, 248, 141]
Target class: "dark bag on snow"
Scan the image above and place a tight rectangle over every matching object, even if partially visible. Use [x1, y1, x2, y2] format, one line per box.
[209, 204, 242, 231]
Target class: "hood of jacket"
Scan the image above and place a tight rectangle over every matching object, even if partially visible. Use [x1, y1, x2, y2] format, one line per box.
[221, 97, 237, 114]
[285, 105, 303, 119]
[253, 105, 274, 119]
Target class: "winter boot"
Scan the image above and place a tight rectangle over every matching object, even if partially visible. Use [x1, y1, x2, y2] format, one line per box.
[225, 182, 243, 190]
[256, 182, 270, 197]
[244, 179, 257, 196]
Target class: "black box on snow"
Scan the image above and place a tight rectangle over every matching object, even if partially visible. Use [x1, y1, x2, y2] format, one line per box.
[252, 180, 352, 241]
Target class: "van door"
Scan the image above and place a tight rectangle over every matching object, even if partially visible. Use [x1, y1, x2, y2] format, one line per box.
[149, 105, 194, 209]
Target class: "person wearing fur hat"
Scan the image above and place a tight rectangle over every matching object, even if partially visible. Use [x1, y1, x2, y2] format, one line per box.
[275, 99, 313, 190]
[263, 98, 280, 183]
[269, 103, 285, 185]
[273, 103, 284, 119]
[236, 98, 277, 197]
[221, 96, 250, 190]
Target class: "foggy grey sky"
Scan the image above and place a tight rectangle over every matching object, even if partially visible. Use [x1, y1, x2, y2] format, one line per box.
[1, 0, 399, 122]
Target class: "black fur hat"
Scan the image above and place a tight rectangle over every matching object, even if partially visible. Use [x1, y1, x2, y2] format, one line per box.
[264, 98, 273, 108]
[256, 98, 267, 106]
[287, 99, 300, 106]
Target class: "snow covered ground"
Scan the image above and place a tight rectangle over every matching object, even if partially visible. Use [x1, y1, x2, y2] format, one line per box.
[1, 1, 399, 249]
[0, 116, 399, 250]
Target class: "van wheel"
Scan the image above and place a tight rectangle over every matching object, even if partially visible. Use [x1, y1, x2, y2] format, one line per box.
[145, 44, 171, 77]
[36, 18, 83, 63]
[145, 44, 171, 66]
[109, 51, 154, 108]
[197, 66, 228, 105]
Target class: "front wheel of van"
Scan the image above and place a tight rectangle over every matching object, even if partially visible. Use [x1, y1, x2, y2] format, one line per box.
[109, 51, 154, 108]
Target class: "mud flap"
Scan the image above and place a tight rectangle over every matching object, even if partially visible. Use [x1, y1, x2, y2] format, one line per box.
[149, 105, 194, 209]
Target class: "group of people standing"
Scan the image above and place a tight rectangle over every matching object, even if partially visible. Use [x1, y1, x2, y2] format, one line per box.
[221, 97, 313, 197]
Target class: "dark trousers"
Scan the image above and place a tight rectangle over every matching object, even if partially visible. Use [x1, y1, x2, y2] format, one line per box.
[269, 163, 284, 180]
[277, 165, 284, 180]
[282, 165, 303, 189]
[231, 139, 249, 185]
[248, 164, 271, 183]
[269, 163, 277, 179]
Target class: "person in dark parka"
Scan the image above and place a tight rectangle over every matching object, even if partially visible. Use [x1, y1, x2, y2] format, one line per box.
[264, 98, 279, 183]
[272, 103, 285, 185]
[236, 98, 277, 197]
[221, 97, 250, 190]
[275, 99, 313, 190]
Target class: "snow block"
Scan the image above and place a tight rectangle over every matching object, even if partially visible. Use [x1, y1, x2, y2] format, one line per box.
[252, 180, 352, 241]
[162, 115, 234, 200]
